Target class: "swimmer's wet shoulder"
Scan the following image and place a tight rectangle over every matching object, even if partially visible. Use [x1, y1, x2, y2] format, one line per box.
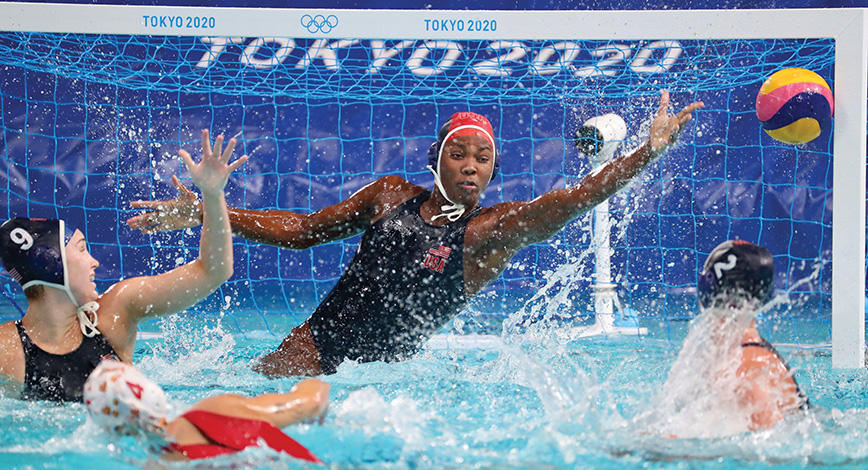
[0, 321, 25, 395]
[0, 129, 246, 401]
[739, 338, 809, 413]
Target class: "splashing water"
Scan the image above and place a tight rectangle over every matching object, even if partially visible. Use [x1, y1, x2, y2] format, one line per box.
[501, 242, 595, 349]
[636, 303, 758, 438]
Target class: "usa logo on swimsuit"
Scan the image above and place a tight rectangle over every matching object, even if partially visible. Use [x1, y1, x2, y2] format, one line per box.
[423, 245, 452, 273]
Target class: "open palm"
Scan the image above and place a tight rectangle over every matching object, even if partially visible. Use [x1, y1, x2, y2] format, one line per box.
[181, 129, 248, 197]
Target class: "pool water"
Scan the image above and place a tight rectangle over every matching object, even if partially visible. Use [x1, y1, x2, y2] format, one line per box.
[2, 309, 868, 470]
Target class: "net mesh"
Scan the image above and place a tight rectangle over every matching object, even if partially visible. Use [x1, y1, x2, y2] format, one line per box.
[0, 32, 835, 341]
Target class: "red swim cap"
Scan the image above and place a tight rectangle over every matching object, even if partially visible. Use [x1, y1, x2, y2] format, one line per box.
[428, 112, 498, 177]
[443, 112, 495, 145]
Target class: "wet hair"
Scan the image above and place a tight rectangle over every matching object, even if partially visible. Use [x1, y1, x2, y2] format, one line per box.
[697, 240, 774, 309]
[23, 285, 44, 301]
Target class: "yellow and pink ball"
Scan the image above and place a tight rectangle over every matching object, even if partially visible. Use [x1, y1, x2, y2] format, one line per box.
[755, 68, 834, 144]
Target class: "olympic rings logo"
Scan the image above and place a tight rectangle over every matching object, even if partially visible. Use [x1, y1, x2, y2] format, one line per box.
[300, 14, 339, 34]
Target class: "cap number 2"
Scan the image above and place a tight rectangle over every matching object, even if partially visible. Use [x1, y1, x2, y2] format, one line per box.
[10, 228, 33, 250]
[713, 254, 737, 279]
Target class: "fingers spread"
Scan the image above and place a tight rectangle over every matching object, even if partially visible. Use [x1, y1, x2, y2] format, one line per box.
[125, 214, 144, 227]
[200, 129, 212, 157]
[657, 90, 670, 114]
[179, 149, 195, 172]
[213, 134, 224, 159]
[126, 213, 155, 230]
[129, 200, 164, 209]
[171, 175, 193, 195]
[676, 101, 705, 120]
[227, 154, 249, 173]
[222, 138, 237, 163]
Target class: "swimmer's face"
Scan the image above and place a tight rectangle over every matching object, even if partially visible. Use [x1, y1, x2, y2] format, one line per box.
[111, 417, 166, 438]
[438, 134, 494, 205]
[65, 230, 99, 304]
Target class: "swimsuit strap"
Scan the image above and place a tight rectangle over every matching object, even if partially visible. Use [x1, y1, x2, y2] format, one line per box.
[14, 320, 34, 353]
[15, 319, 119, 402]
[740, 338, 773, 350]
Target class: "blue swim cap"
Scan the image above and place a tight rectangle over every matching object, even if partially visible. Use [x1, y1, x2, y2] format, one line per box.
[0, 218, 72, 290]
[697, 240, 774, 309]
[0, 218, 100, 336]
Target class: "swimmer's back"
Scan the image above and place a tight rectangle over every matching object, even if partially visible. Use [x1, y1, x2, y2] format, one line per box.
[739, 337, 809, 413]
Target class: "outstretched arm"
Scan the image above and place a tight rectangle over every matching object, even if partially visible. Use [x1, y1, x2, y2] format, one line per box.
[107, 130, 247, 331]
[486, 91, 703, 250]
[190, 378, 330, 428]
[128, 174, 422, 249]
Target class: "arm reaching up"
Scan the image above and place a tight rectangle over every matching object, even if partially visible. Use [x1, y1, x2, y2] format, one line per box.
[100, 130, 247, 360]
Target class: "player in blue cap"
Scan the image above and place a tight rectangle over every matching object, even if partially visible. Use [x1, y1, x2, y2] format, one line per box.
[662, 240, 809, 434]
[0, 130, 247, 401]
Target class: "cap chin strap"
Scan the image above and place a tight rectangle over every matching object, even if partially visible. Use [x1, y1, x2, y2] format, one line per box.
[427, 164, 466, 222]
[76, 301, 100, 338]
[57, 220, 100, 338]
[428, 124, 496, 223]
[63, 288, 100, 338]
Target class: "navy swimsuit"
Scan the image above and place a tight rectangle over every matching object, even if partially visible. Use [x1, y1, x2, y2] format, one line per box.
[16, 320, 119, 402]
[308, 191, 481, 374]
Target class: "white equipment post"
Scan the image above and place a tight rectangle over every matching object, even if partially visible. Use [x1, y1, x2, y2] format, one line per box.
[572, 114, 647, 338]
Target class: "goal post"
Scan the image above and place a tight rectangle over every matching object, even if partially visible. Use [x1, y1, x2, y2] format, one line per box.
[829, 11, 867, 369]
[0, 4, 864, 367]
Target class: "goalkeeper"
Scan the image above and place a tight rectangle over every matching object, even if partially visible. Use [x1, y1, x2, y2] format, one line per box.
[127, 91, 702, 376]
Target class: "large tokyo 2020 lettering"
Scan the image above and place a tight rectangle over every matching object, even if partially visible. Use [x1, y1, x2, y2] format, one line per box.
[194, 38, 682, 78]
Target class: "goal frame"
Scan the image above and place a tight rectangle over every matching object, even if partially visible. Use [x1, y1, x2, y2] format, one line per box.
[0, 3, 864, 367]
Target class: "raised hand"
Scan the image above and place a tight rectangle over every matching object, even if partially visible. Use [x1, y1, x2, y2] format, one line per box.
[648, 90, 704, 156]
[180, 129, 248, 197]
[127, 130, 248, 234]
[127, 175, 202, 234]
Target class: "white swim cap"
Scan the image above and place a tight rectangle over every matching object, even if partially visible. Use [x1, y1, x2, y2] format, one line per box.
[83, 360, 169, 435]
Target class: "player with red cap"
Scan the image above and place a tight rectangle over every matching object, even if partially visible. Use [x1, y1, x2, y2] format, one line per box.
[128, 92, 703, 376]
[83, 360, 327, 463]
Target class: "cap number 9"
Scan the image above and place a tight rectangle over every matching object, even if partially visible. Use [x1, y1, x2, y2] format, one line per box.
[10, 228, 33, 250]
